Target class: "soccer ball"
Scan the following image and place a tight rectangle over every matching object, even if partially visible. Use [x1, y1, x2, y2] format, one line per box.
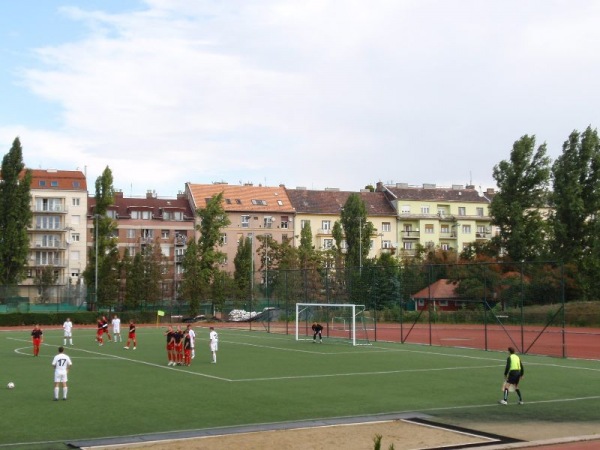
[7, 382, 15, 389]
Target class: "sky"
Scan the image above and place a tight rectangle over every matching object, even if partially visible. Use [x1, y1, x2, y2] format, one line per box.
[1, 0, 600, 198]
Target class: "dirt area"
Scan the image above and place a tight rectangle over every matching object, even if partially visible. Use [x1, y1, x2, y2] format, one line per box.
[90, 420, 600, 450]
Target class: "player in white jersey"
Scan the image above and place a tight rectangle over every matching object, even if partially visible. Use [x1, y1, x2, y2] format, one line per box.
[63, 318, 73, 346]
[112, 315, 122, 342]
[209, 327, 218, 363]
[186, 324, 196, 359]
[52, 346, 73, 401]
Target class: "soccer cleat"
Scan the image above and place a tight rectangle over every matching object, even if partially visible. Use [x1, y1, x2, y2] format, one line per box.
[133, 347, 136, 350]
[53, 398, 58, 401]
[124, 346, 129, 349]
[518, 401, 524, 405]
[499, 400, 508, 405]
[63, 398, 67, 401]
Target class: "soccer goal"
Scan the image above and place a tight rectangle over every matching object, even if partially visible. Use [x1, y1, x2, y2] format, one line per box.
[295, 303, 372, 346]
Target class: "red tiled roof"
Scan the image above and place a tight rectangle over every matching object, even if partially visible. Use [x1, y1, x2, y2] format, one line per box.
[412, 279, 459, 299]
[29, 169, 87, 191]
[88, 192, 194, 220]
[286, 189, 396, 216]
[186, 183, 295, 213]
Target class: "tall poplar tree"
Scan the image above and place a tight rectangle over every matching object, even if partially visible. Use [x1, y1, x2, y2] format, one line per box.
[551, 126, 600, 298]
[490, 135, 551, 262]
[0, 137, 32, 286]
[340, 194, 375, 270]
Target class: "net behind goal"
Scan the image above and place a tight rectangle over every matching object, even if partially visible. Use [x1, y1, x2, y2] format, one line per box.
[295, 303, 371, 346]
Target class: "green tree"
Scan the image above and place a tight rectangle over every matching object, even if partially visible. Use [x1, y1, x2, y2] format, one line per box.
[340, 194, 375, 270]
[233, 236, 252, 301]
[141, 240, 166, 307]
[83, 167, 118, 309]
[180, 239, 203, 314]
[35, 266, 58, 303]
[0, 137, 32, 286]
[551, 126, 600, 298]
[490, 135, 551, 262]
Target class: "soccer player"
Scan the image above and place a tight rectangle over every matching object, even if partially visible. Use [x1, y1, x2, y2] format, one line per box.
[164, 326, 175, 366]
[500, 347, 524, 405]
[209, 326, 219, 364]
[186, 324, 196, 359]
[183, 330, 192, 366]
[101, 316, 112, 342]
[111, 314, 122, 342]
[52, 346, 72, 401]
[96, 317, 105, 345]
[31, 324, 43, 356]
[124, 320, 137, 350]
[312, 322, 323, 343]
[63, 317, 73, 346]
[173, 326, 184, 365]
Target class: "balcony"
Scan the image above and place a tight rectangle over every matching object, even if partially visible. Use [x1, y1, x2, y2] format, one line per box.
[317, 228, 332, 236]
[401, 230, 420, 239]
[34, 206, 68, 214]
[33, 241, 67, 250]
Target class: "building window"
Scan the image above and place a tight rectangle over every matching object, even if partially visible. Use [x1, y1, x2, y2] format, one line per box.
[36, 198, 62, 212]
[162, 230, 170, 239]
[401, 205, 410, 214]
[72, 198, 80, 206]
[323, 238, 333, 249]
[382, 240, 392, 248]
[131, 211, 139, 219]
[301, 219, 310, 229]
[264, 216, 273, 228]
[39, 181, 46, 187]
[441, 243, 450, 251]
[127, 229, 136, 239]
[36, 251, 60, 266]
[458, 207, 466, 216]
[440, 225, 450, 234]
[241, 215, 250, 228]
[476, 207, 484, 217]
[382, 222, 391, 232]
[72, 181, 80, 188]
[281, 216, 288, 229]
[142, 229, 154, 239]
[421, 205, 430, 214]
[321, 220, 331, 231]
[462, 225, 471, 234]
[425, 224, 434, 234]
[128, 246, 137, 257]
[251, 199, 267, 205]
[403, 242, 414, 250]
[71, 269, 80, 278]
[142, 211, 151, 220]
[173, 211, 183, 221]
[36, 216, 61, 230]
[51, 181, 58, 187]
[71, 233, 80, 242]
[107, 210, 117, 219]
[220, 234, 227, 245]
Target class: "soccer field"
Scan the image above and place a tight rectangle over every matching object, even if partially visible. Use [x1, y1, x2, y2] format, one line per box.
[1, 324, 599, 449]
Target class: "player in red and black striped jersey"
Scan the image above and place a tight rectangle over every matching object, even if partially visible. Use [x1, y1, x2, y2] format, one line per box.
[164, 326, 175, 366]
[173, 326, 184, 365]
[183, 330, 192, 366]
[101, 316, 112, 342]
[124, 320, 137, 350]
[31, 324, 43, 356]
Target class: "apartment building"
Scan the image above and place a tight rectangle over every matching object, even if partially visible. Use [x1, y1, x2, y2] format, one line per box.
[285, 187, 398, 256]
[185, 182, 295, 273]
[376, 182, 495, 255]
[23, 169, 88, 302]
[88, 190, 195, 301]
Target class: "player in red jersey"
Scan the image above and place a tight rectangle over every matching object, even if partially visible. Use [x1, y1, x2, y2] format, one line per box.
[101, 316, 112, 342]
[183, 330, 192, 366]
[164, 326, 175, 366]
[173, 326, 184, 365]
[96, 318, 105, 345]
[124, 320, 137, 350]
[31, 324, 43, 356]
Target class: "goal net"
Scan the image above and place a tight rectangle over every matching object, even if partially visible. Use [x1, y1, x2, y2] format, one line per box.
[295, 303, 371, 346]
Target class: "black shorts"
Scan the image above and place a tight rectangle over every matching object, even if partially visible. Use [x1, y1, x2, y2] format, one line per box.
[507, 370, 521, 385]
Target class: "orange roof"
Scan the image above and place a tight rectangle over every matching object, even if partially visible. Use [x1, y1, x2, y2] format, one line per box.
[412, 279, 459, 299]
[186, 183, 295, 213]
[29, 169, 87, 191]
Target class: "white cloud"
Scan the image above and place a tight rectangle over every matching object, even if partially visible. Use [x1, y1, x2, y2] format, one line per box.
[6, 0, 600, 195]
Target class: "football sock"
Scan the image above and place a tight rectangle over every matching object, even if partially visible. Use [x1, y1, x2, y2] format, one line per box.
[516, 389, 522, 401]
[503, 389, 508, 401]
[54, 387, 59, 399]
[63, 387, 68, 399]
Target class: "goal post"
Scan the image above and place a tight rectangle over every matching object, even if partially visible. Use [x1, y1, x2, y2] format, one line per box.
[295, 303, 371, 346]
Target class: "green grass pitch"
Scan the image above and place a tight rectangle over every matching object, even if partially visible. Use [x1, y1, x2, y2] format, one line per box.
[1, 325, 599, 449]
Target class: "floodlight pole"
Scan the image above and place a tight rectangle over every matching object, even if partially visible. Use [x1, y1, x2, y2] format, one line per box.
[94, 213, 100, 310]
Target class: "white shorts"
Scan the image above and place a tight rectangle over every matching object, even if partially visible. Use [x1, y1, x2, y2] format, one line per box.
[64, 332, 72, 337]
[113, 328, 120, 334]
[210, 342, 218, 352]
[54, 372, 68, 383]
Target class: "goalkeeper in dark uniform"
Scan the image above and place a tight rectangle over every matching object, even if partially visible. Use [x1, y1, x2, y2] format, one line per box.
[312, 322, 323, 343]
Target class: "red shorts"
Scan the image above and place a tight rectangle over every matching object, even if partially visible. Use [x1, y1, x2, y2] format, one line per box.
[175, 343, 183, 352]
[166, 342, 175, 351]
[128, 332, 135, 339]
[33, 338, 41, 346]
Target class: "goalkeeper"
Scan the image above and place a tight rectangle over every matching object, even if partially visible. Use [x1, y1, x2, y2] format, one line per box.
[312, 322, 323, 343]
[500, 347, 524, 405]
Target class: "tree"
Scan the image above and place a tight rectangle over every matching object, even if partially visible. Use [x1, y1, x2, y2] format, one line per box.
[83, 166, 118, 309]
[340, 194, 375, 270]
[35, 266, 58, 303]
[490, 135, 551, 262]
[180, 239, 203, 314]
[233, 236, 252, 301]
[551, 126, 600, 299]
[0, 137, 32, 286]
